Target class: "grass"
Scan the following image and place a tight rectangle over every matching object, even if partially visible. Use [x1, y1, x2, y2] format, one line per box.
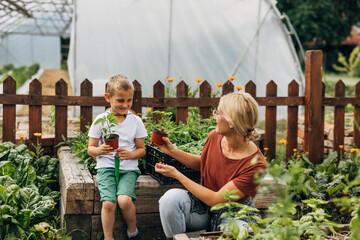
[323, 72, 359, 96]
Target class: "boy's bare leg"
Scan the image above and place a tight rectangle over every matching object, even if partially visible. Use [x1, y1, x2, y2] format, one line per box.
[102, 201, 117, 239]
[118, 195, 137, 233]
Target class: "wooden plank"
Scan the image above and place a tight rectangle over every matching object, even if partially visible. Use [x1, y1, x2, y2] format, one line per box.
[334, 80, 345, 154]
[265, 80, 277, 161]
[55, 79, 68, 148]
[80, 79, 93, 132]
[91, 213, 166, 240]
[153, 81, 165, 123]
[199, 81, 212, 119]
[174, 234, 190, 240]
[3, 76, 16, 143]
[304, 50, 323, 164]
[222, 80, 234, 95]
[286, 80, 299, 160]
[132, 80, 142, 114]
[29, 79, 42, 152]
[176, 81, 188, 124]
[58, 146, 95, 215]
[354, 81, 360, 148]
[61, 214, 92, 240]
[245, 80, 256, 98]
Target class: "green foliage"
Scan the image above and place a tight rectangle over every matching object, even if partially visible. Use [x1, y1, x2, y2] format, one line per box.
[0, 142, 61, 239]
[333, 44, 360, 77]
[93, 112, 119, 139]
[277, 0, 360, 46]
[0, 63, 40, 88]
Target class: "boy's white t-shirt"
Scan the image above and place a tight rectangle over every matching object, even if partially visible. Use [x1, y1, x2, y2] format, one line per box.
[88, 110, 148, 170]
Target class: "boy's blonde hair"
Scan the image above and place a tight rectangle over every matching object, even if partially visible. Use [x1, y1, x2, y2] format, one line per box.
[220, 92, 259, 141]
[106, 74, 134, 96]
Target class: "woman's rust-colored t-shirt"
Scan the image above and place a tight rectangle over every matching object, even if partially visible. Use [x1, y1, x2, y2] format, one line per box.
[200, 130, 266, 203]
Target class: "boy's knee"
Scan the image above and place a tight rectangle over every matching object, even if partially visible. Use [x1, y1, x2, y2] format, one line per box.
[102, 200, 117, 212]
[117, 195, 133, 209]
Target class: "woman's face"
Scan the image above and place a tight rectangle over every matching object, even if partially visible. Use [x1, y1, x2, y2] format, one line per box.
[213, 102, 232, 135]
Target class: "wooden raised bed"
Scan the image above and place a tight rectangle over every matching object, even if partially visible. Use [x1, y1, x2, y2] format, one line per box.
[58, 146, 282, 240]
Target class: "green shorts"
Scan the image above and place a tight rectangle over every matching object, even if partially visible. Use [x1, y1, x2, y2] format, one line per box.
[96, 168, 141, 204]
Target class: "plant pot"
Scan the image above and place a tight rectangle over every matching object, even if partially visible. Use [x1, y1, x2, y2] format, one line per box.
[104, 134, 119, 150]
[151, 129, 167, 145]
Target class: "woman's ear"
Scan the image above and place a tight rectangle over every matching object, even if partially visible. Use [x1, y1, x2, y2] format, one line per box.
[104, 93, 111, 103]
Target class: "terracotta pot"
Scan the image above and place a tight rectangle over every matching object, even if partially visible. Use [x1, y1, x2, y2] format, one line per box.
[151, 129, 167, 145]
[104, 134, 119, 150]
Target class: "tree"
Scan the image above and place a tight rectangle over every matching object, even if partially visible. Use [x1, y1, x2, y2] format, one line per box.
[277, 0, 360, 46]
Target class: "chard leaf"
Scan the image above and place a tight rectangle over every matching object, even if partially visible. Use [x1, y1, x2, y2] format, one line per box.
[0, 176, 16, 187]
[0, 150, 10, 161]
[31, 200, 55, 219]
[326, 183, 345, 195]
[0, 161, 15, 177]
[17, 209, 32, 229]
[3, 184, 20, 205]
[15, 188, 41, 210]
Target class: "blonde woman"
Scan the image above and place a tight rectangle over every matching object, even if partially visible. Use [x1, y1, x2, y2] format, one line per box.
[154, 92, 266, 238]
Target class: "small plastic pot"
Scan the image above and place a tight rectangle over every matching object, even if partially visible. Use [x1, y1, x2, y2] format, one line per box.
[104, 134, 119, 150]
[151, 129, 167, 145]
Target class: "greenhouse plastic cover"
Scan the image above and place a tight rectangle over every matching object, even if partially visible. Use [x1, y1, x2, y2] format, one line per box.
[68, 0, 304, 99]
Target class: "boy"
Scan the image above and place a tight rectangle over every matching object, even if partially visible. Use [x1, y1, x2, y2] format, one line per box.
[88, 74, 147, 240]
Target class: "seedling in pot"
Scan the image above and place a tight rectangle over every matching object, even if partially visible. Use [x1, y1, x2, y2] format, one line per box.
[151, 128, 168, 145]
[94, 112, 119, 149]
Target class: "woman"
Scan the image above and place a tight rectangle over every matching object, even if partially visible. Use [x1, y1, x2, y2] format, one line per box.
[154, 92, 266, 238]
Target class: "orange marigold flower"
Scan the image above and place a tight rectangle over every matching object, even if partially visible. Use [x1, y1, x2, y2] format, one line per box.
[263, 147, 268, 151]
[264, 156, 267, 160]
[279, 139, 287, 144]
[195, 78, 203, 83]
[149, 94, 153, 97]
[167, 78, 174, 82]
[297, 154, 301, 158]
[306, 152, 309, 155]
[229, 76, 236, 80]
[188, 91, 193, 95]
[216, 82, 223, 88]
[351, 148, 359, 153]
[19, 136, 25, 139]
[211, 90, 213, 94]
[339, 145, 344, 149]
[147, 108, 152, 113]
[293, 148, 297, 152]
[34, 133, 42, 137]
[236, 86, 243, 91]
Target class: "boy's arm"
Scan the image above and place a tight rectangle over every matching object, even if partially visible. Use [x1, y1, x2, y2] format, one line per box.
[88, 137, 113, 159]
[116, 138, 145, 160]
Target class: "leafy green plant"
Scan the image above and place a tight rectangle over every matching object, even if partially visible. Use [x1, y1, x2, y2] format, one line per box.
[93, 112, 119, 139]
[333, 44, 360, 77]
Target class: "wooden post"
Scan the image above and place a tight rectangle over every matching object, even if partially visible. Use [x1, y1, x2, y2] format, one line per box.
[29, 79, 42, 150]
[132, 80, 142, 114]
[80, 79, 93, 132]
[3, 76, 16, 143]
[334, 80, 345, 154]
[304, 50, 323, 164]
[265, 80, 277, 161]
[153, 81, 165, 123]
[286, 80, 299, 160]
[176, 81, 188, 124]
[199, 81, 212, 119]
[245, 80, 256, 98]
[222, 80, 234, 96]
[355, 81, 360, 148]
[55, 79, 68, 148]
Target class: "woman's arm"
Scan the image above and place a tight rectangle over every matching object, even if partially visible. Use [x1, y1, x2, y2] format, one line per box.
[155, 163, 244, 206]
[153, 137, 201, 171]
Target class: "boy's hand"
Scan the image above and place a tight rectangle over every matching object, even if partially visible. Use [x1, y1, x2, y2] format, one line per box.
[116, 148, 132, 160]
[98, 143, 114, 155]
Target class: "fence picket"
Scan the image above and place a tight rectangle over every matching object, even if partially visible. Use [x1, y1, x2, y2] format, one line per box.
[199, 81, 212, 119]
[176, 81, 188, 124]
[55, 79, 68, 147]
[3, 76, 16, 143]
[29, 79, 42, 149]
[355, 81, 360, 148]
[132, 80, 142, 114]
[153, 81, 165, 123]
[222, 80, 234, 95]
[265, 80, 277, 161]
[245, 80, 256, 97]
[334, 80, 345, 154]
[80, 79, 93, 132]
[286, 80, 299, 160]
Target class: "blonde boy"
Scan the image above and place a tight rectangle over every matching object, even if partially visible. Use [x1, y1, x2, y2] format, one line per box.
[88, 74, 147, 240]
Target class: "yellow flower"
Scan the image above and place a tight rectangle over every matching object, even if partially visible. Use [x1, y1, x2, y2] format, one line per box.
[229, 76, 236, 80]
[188, 91, 193, 95]
[293, 148, 297, 152]
[195, 78, 203, 83]
[279, 139, 287, 144]
[35, 222, 50, 233]
[147, 108, 152, 113]
[211, 90, 213, 94]
[339, 145, 344, 149]
[306, 152, 309, 155]
[297, 154, 301, 158]
[34, 133, 42, 137]
[263, 147, 268, 151]
[167, 78, 174, 82]
[350, 148, 359, 153]
[216, 82, 223, 88]
[236, 86, 243, 91]
[19, 136, 25, 139]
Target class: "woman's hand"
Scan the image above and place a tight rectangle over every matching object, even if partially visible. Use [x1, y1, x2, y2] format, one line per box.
[116, 148, 132, 160]
[155, 162, 180, 179]
[151, 137, 176, 156]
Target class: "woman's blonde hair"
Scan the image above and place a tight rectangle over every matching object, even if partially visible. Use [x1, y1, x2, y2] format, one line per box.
[220, 92, 259, 141]
[106, 74, 134, 96]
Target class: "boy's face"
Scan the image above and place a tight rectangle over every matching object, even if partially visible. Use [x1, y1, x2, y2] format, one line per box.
[104, 89, 133, 115]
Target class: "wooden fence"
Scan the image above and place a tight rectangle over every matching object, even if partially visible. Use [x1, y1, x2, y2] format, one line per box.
[1, 50, 359, 163]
